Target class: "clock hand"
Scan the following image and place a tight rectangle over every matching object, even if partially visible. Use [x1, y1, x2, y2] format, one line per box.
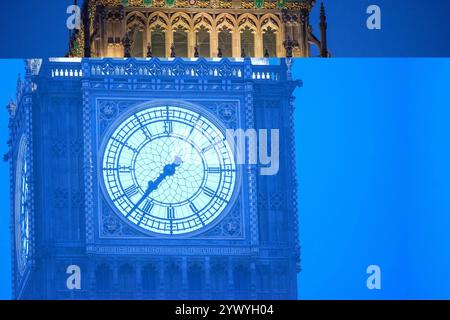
[126, 157, 182, 217]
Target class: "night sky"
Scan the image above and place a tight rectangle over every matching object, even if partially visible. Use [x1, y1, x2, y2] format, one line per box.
[0, 0, 449, 57]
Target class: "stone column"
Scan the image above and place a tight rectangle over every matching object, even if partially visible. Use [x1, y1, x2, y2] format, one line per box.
[181, 257, 188, 298]
[142, 28, 148, 57]
[204, 257, 211, 299]
[166, 27, 173, 58]
[210, 29, 218, 57]
[112, 261, 119, 299]
[188, 29, 196, 57]
[232, 29, 240, 58]
[158, 258, 165, 299]
[88, 261, 96, 300]
[276, 29, 284, 57]
[298, 10, 308, 57]
[135, 260, 142, 299]
[250, 261, 257, 299]
[227, 258, 234, 299]
[255, 29, 263, 58]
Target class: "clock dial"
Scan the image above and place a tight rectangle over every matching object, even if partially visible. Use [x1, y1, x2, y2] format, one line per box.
[102, 105, 237, 235]
[15, 136, 30, 274]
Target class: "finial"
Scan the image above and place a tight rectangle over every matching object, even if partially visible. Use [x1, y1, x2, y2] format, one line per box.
[264, 48, 270, 58]
[319, 1, 329, 57]
[194, 44, 199, 58]
[6, 98, 17, 118]
[283, 38, 293, 58]
[122, 32, 132, 57]
[241, 47, 246, 58]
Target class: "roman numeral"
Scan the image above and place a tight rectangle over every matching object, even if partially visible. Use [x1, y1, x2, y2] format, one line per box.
[203, 186, 215, 197]
[118, 165, 132, 173]
[202, 144, 215, 153]
[164, 121, 173, 134]
[103, 165, 133, 173]
[189, 202, 198, 213]
[134, 115, 152, 140]
[167, 207, 175, 220]
[142, 200, 154, 213]
[124, 185, 138, 198]
[207, 167, 221, 174]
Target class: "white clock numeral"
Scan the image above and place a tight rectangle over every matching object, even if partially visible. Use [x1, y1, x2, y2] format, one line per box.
[207, 167, 221, 173]
[167, 207, 175, 219]
[203, 186, 215, 197]
[124, 185, 139, 198]
[164, 120, 173, 134]
[142, 200, 154, 213]
[189, 202, 199, 213]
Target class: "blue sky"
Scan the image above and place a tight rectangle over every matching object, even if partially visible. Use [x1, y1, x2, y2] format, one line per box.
[0, 60, 24, 299]
[294, 58, 450, 299]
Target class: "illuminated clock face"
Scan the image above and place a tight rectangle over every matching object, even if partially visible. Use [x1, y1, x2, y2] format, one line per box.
[102, 105, 237, 235]
[15, 136, 30, 274]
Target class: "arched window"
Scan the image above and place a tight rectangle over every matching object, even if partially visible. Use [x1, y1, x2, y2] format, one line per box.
[210, 264, 227, 299]
[142, 264, 158, 292]
[130, 27, 144, 57]
[173, 27, 188, 57]
[240, 27, 255, 57]
[95, 264, 112, 292]
[218, 28, 232, 57]
[188, 264, 204, 298]
[142, 265, 158, 298]
[151, 26, 166, 57]
[263, 27, 277, 57]
[196, 26, 210, 57]
[166, 263, 182, 299]
[118, 264, 135, 299]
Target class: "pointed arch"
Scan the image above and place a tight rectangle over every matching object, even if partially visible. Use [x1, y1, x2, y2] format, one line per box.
[148, 12, 170, 57]
[216, 13, 237, 31]
[148, 11, 170, 30]
[260, 14, 283, 57]
[192, 12, 214, 31]
[170, 12, 192, 30]
[237, 13, 259, 32]
[260, 13, 282, 32]
[126, 11, 147, 31]
[126, 11, 147, 57]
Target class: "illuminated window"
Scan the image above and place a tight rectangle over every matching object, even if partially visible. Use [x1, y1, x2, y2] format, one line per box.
[263, 27, 277, 57]
[240, 27, 255, 57]
[173, 27, 188, 57]
[130, 28, 144, 57]
[151, 26, 166, 57]
[196, 26, 210, 57]
[218, 28, 232, 57]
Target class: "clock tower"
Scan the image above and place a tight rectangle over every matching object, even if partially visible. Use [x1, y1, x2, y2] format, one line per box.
[8, 57, 300, 299]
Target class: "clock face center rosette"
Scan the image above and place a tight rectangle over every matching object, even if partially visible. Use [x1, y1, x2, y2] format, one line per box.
[133, 135, 206, 206]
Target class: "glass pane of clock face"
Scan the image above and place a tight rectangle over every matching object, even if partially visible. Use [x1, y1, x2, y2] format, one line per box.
[16, 137, 30, 274]
[102, 105, 237, 235]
